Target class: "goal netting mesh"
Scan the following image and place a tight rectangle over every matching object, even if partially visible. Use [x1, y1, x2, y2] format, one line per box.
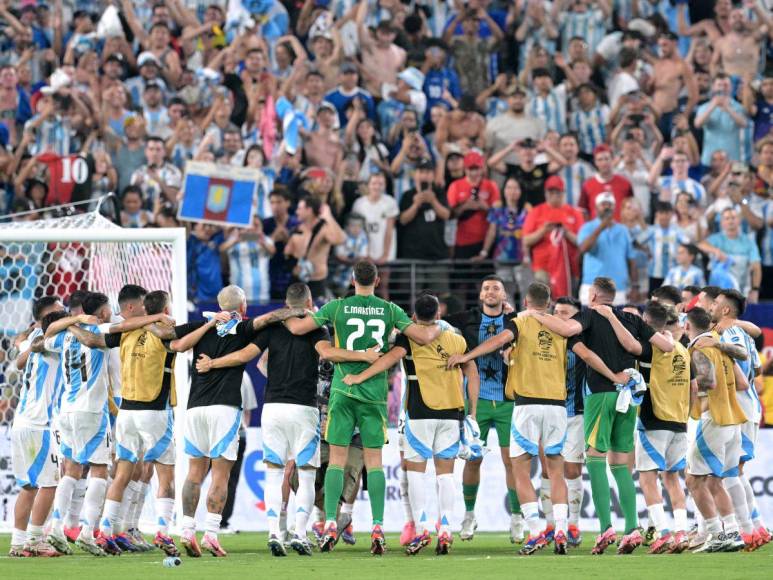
[0, 212, 185, 517]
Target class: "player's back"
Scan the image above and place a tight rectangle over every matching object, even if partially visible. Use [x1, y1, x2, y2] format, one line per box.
[50, 325, 110, 414]
[506, 316, 567, 402]
[16, 328, 62, 428]
[721, 325, 762, 422]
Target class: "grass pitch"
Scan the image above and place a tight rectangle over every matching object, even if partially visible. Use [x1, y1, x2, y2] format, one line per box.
[1, 532, 771, 580]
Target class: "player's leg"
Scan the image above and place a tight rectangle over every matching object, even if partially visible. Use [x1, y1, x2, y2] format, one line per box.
[9, 424, 44, 556]
[262, 402, 290, 555]
[494, 400, 522, 530]
[280, 461, 295, 542]
[359, 401, 389, 555]
[152, 463, 178, 555]
[141, 408, 177, 554]
[509, 406, 545, 555]
[338, 443, 364, 546]
[460, 399, 493, 534]
[583, 393, 617, 553]
[608, 405, 640, 553]
[541, 405, 568, 554]
[180, 456, 209, 556]
[198, 456, 235, 557]
[434, 455, 456, 556]
[537, 451, 554, 543]
[99, 460, 134, 544]
[562, 415, 585, 547]
[11, 485, 36, 556]
[287, 404, 320, 556]
[28, 485, 59, 556]
[635, 427, 670, 551]
[402, 416, 433, 554]
[661, 430, 688, 551]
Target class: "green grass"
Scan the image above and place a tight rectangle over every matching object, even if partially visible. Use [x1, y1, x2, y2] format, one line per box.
[1, 532, 771, 580]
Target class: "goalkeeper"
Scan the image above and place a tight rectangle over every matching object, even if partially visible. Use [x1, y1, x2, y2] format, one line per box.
[343, 293, 479, 556]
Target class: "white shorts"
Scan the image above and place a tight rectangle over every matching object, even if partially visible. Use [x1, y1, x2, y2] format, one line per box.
[635, 427, 687, 472]
[687, 413, 741, 478]
[740, 420, 758, 463]
[261, 403, 320, 468]
[510, 404, 567, 458]
[184, 405, 241, 461]
[561, 414, 585, 463]
[57, 410, 111, 465]
[116, 409, 175, 465]
[579, 284, 628, 306]
[11, 424, 58, 488]
[403, 416, 460, 462]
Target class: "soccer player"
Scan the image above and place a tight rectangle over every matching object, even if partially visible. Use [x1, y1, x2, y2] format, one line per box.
[9, 298, 67, 557]
[67, 291, 181, 556]
[193, 283, 378, 557]
[684, 307, 747, 553]
[709, 290, 769, 548]
[44, 293, 160, 556]
[444, 275, 523, 543]
[449, 283, 576, 555]
[343, 293, 480, 556]
[152, 286, 303, 557]
[284, 260, 441, 555]
[634, 302, 693, 554]
[534, 277, 675, 554]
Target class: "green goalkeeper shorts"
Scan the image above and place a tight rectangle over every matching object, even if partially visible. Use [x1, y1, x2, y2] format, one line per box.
[584, 392, 636, 453]
[325, 390, 387, 449]
[473, 399, 514, 448]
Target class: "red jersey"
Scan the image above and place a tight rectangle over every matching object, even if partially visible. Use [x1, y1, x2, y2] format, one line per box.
[522, 203, 584, 274]
[446, 177, 500, 247]
[578, 174, 633, 221]
[38, 152, 94, 206]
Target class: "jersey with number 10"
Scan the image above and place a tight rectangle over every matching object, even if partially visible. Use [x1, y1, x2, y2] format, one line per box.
[312, 294, 413, 404]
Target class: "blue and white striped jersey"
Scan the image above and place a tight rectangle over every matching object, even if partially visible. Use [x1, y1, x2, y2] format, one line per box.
[226, 239, 274, 303]
[16, 328, 63, 428]
[558, 160, 595, 207]
[569, 105, 609, 156]
[721, 326, 761, 424]
[637, 224, 687, 278]
[44, 325, 110, 415]
[559, 8, 607, 58]
[658, 176, 707, 207]
[529, 86, 567, 134]
[761, 202, 773, 267]
[565, 349, 586, 418]
[663, 264, 705, 289]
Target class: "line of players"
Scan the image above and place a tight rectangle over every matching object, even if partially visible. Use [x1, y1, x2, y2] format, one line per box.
[8, 261, 772, 559]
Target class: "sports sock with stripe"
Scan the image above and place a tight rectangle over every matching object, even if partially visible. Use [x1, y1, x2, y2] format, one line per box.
[367, 467, 386, 527]
[508, 488, 521, 515]
[742, 474, 765, 529]
[462, 483, 479, 512]
[323, 465, 345, 523]
[400, 468, 413, 523]
[295, 468, 316, 535]
[155, 497, 175, 534]
[610, 463, 638, 534]
[566, 476, 583, 526]
[52, 475, 77, 535]
[586, 456, 612, 531]
[66, 477, 88, 529]
[407, 469, 427, 533]
[724, 476, 752, 534]
[437, 473, 454, 536]
[82, 477, 108, 538]
[540, 477, 554, 526]
[264, 466, 284, 537]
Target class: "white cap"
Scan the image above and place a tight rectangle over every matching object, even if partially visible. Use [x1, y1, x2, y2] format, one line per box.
[397, 67, 425, 92]
[138, 51, 162, 68]
[595, 192, 616, 207]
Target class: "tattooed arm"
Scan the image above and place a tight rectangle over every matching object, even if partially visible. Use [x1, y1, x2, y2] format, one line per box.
[691, 350, 716, 392]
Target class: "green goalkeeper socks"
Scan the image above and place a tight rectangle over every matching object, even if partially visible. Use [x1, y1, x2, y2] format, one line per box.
[611, 463, 638, 534]
[586, 455, 612, 531]
[463, 483, 479, 512]
[367, 468, 386, 526]
[323, 465, 344, 521]
[507, 488, 521, 515]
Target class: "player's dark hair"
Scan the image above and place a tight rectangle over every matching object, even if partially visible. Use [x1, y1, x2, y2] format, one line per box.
[32, 296, 61, 322]
[299, 195, 322, 216]
[41, 310, 69, 333]
[592, 277, 616, 298]
[286, 283, 311, 308]
[651, 285, 681, 306]
[643, 300, 670, 331]
[701, 286, 722, 301]
[118, 284, 148, 307]
[353, 260, 378, 287]
[555, 296, 581, 310]
[526, 282, 550, 308]
[654, 201, 673, 213]
[687, 307, 712, 333]
[146, 135, 165, 146]
[414, 293, 439, 322]
[82, 292, 110, 315]
[480, 274, 505, 289]
[719, 289, 746, 318]
[67, 290, 89, 311]
[144, 290, 169, 315]
[683, 285, 701, 298]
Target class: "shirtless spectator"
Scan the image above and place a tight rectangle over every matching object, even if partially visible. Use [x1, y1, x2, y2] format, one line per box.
[303, 102, 343, 172]
[648, 31, 697, 138]
[435, 95, 486, 151]
[677, 0, 733, 44]
[711, 7, 770, 88]
[357, 3, 406, 97]
[284, 195, 346, 300]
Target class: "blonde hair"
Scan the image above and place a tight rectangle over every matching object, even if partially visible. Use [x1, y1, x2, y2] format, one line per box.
[217, 285, 246, 311]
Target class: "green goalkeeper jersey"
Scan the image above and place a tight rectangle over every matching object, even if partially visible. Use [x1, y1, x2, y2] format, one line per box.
[311, 294, 413, 404]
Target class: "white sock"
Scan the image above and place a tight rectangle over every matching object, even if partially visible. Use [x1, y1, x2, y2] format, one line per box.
[181, 515, 196, 532]
[12, 528, 28, 547]
[647, 503, 668, 533]
[52, 475, 77, 535]
[673, 508, 688, 532]
[400, 468, 413, 523]
[553, 503, 568, 535]
[100, 499, 122, 536]
[742, 474, 765, 529]
[522, 501, 541, 536]
[407, 470, 427, 533]
[82, 477, 108, 536]
[264, 467, 284, 537]
[340, 502, 353, 515]
[118, 481, 139, 533]
[724, 476, 752, 534]
[705, 516, 721, 534]
[204, 512, 221, 536]
[129, 482, 148, 529]
[28, 524, 44, 543]
[312, 506, 324, 524]
[155, 497, 175, 534]
[437, 473, 455, 535]
[566, 476, 583, 526]
[697, 511, 707, 534]
[721, 513, 739, 535]
[540, 477, 554, 526]
[66, 478, 88, 528]
[295, 469, 316, 535]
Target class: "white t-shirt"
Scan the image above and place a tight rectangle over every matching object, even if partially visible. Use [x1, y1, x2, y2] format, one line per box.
[352, 194, 399, 261]
[607, 72, 639, 107]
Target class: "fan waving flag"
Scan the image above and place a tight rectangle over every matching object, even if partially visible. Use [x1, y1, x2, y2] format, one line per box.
[178, 161, 259, 228]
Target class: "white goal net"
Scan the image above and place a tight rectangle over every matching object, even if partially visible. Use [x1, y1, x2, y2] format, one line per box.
[0, 212, 187, 524]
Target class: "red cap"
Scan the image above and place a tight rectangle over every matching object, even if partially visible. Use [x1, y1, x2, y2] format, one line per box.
[544, 175, 565, 192]
[593, 144, 612, 157]
[684, 294, 700, 312]
[464, 151, 485, 169]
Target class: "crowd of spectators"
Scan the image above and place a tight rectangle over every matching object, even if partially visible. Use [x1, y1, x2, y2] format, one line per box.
[0, 0, 771, 308]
